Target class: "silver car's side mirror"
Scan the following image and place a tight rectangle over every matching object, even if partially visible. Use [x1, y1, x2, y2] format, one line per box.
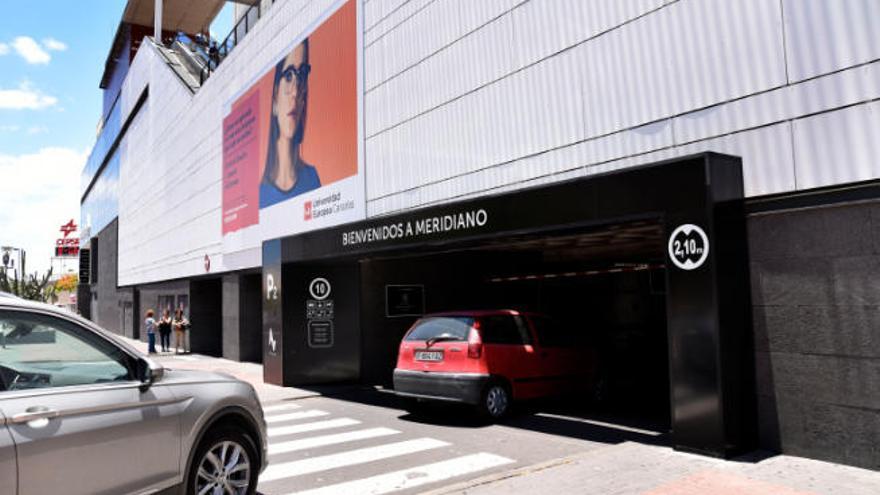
[137, 357, 164, 392]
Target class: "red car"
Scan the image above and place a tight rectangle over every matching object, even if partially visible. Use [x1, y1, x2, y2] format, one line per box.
[393, 310, 598, 419]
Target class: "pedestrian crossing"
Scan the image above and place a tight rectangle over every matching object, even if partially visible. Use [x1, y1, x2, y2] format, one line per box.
[257, 401, 516, 494]
[269, 427, 400, 455]
[264, 403, 303, 413]
[289, 454, 516, 495]
[260, 438, 451, 483]
[268, 418, 362, 438]
[265, 409, 330, 424]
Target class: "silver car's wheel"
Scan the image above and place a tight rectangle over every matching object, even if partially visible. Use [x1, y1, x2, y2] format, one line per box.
[482, 383, 510, 419]
[191, 433, 256, 495]
[196, 440, 251, 494]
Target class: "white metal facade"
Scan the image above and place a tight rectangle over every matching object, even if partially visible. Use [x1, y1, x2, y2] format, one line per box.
[115, 0, 880, 286]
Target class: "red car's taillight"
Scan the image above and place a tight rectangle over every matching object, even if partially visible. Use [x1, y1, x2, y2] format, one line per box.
[467, 324, 482, 359]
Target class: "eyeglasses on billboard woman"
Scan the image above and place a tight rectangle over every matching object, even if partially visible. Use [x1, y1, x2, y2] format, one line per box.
[260, 38, 321, 208]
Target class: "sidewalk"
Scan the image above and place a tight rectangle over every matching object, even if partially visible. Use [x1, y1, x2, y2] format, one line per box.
[120, 336, 880, 494]
[426, 442, 880, 495]
[120, 335, 320, 403]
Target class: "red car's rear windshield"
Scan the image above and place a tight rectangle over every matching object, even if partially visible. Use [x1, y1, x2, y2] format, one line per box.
[404, 316, 474, 341]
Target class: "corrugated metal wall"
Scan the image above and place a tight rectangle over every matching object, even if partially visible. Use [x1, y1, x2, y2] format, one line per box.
[363, 0, 880, 215]
[115, 0, 880, 284]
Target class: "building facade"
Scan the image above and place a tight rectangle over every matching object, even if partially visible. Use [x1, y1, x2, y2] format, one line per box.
[81, 0, 880, 469]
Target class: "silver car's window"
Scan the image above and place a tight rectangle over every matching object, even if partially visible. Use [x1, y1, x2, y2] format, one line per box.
[0, 310, 135, 392]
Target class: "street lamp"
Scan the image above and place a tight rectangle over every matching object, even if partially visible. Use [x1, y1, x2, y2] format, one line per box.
[1, 246, 26, 281]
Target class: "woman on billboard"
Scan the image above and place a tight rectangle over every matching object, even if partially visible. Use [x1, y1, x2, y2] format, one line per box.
[260, 39, 321, 208]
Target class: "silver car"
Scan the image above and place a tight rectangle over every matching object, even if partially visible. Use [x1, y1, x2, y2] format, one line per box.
[0, 295, 267, 495]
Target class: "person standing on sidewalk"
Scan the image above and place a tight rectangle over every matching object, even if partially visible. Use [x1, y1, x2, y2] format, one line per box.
[145, 309, 157, 354]
[158, 309, 172, 353]
[173, 308, 189, 354]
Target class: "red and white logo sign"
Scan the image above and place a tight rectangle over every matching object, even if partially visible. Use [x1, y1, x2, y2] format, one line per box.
[60, 219, 77, 238]
[304, 201, 313, 221]
[55, 219, 80, 256]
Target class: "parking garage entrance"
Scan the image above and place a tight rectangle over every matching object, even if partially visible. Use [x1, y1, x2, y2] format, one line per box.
[263, 153, 755, 458]
[359, 221, 671, 427]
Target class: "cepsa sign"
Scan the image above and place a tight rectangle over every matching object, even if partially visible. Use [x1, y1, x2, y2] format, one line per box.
[55, 219, 79, 257]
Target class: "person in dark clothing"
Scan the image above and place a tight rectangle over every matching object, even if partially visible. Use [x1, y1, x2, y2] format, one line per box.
[208, 42, 220, 70]
[158, 309, 172, 353]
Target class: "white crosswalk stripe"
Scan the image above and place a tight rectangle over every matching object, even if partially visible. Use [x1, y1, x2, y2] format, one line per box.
[265, 410, 329, 424]
[283, 453, 515, 495]
[267, 418, 361, 438]
[259, 438, 450, 483]
[268, 427, 401, 455]
[257, 403, 517, 494]
[263, 403, 302, 413]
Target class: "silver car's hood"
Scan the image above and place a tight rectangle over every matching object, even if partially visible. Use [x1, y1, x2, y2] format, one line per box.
[159, 368, 240, 385]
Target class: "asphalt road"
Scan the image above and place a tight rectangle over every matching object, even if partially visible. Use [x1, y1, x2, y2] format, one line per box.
[140, 348, 880, 495]
[147, 353, 665, 495]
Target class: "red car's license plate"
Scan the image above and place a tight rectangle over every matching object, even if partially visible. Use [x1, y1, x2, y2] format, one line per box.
[415, 350, 443, 362]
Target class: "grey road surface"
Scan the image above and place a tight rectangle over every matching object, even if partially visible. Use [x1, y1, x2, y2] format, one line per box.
[145, 351, 666, 495]
[251, 389, 666, 495]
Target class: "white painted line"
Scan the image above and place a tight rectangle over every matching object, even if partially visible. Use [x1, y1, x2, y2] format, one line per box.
[263, 403, 302, 413]
[269, 428, 400, 456]
[259, 438, 449, 483]
[268, 418, 361, 438]
[265, 410, 329, 424]
[284, 453, 515, 495]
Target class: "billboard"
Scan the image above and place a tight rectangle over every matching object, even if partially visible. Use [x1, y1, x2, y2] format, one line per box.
[222, 0, 362, 263]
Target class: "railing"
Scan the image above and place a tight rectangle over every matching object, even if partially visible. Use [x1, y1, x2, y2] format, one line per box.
[199, 2, 269, 85]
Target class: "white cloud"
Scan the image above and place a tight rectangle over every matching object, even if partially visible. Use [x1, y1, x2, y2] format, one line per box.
[0, 81, 58, 110]
[0, 43, 9, 55]
[11, 36, 50, 64]
[0, 147, 87, 275]
[42, 38, 67, 51]
[27, 126, 48, 135]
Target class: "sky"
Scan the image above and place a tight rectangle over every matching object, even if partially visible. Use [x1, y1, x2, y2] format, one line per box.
[0, 1, 232, 276]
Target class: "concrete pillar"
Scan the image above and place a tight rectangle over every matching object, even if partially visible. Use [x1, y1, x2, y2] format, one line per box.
[222, 274, 242, 360]
[154, 0, 163, 44]
[223, 273, 264, 362]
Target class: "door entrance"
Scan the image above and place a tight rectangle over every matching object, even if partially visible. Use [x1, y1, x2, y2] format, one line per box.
[265, 153, 754, 457]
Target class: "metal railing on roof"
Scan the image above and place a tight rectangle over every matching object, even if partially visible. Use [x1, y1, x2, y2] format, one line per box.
[199, 1, 270, 84]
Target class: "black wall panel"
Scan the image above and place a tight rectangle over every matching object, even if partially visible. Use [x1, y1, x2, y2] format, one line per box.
[88, 219, 134, 338]
[281, 262, 360, 385]
[190, 278, 222, 357]
[749, 200, 880, 470]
